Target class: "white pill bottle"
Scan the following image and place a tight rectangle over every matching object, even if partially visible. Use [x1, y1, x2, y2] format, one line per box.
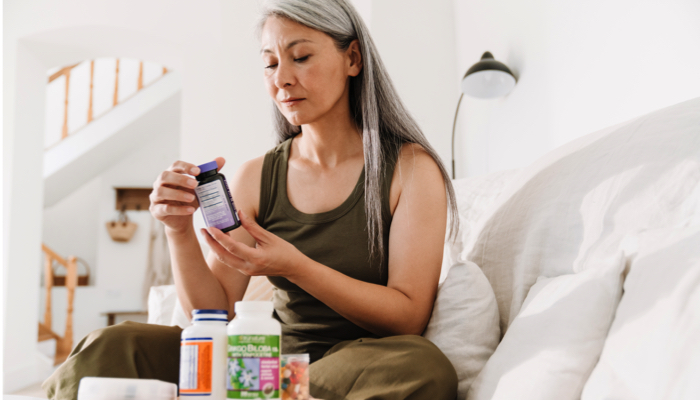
[179, 309, 228, 400]
[227, 301, 281, 400]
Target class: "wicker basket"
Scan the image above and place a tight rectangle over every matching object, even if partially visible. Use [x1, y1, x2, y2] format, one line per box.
[106, 210, 138, 242]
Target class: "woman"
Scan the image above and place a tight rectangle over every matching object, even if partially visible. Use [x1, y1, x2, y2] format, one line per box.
[44, 1, 460, 399]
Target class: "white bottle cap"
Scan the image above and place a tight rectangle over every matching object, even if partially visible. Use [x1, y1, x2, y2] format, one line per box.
[235, 301, 274, 315]
[192, 309, 228, 322]
[77, 377, 177, 400]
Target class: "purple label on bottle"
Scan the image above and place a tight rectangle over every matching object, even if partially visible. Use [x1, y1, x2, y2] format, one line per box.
[195, 180, 236, 230]
[259, 358, 280, 392]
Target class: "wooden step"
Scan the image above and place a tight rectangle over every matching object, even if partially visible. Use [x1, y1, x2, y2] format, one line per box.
[38, 322, 60, 342]
[54, 345, 71, 366]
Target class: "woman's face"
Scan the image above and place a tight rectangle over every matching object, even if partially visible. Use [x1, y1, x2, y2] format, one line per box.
[260, 16, 362, 127]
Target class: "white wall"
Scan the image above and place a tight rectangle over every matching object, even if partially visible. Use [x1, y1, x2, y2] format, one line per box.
[453, 0, 700, 177]
[40, 123, 180, 350]
[42, 179, 101, 276]
[371, 0, 458, 174]
[3, 2, 200, 391]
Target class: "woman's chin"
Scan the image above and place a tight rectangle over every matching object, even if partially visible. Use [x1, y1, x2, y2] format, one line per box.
[284, 114, 308, 127]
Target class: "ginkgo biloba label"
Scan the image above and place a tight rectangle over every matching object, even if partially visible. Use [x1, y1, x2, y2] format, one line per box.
[227, 301, 281, 400]
[227, 335, 280, 399]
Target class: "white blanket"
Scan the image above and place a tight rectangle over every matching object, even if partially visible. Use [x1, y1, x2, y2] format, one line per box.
[464, 96, 700, 335]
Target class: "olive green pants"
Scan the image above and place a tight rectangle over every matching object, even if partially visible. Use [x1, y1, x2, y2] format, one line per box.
[43, 321, 457, 400]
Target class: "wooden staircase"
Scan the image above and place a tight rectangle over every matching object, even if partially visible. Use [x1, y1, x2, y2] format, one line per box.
[38, 243, 77, 366]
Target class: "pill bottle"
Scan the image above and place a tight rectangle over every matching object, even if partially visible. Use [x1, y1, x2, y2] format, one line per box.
[227, 301, 281, 400]
[280, 354, 310, 400]
[180, 309, 229, 400]
[194, 161, 241, 232]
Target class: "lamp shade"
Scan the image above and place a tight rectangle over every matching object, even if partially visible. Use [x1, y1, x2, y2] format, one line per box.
[461, 51, 516, 99]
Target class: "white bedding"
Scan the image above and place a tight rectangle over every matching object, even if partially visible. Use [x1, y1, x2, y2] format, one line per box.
[582, 226, 700, 399]
[464, 96, 700, 335]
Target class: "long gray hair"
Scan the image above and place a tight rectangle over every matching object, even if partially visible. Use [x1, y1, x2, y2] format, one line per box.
[257, 0, 459, 261]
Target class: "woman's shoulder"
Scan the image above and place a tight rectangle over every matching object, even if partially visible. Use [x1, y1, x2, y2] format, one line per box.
[230, 139, 293, 219]
[394, 142, 443, 180]
[227, 153, 266, 221]
[234, 138, 291, 183]
[386, 142, 445, 215]
[233, 155, 266, 181]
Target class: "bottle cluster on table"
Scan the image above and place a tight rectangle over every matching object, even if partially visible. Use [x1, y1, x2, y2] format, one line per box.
[179, 301, 309, 400]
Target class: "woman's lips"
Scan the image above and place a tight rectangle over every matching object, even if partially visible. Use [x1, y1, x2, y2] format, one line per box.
[281, 98, 305, 106]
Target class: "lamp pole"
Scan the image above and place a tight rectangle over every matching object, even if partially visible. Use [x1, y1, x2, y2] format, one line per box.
[450, 51, 516, 180]
[450, 93, 465, 180]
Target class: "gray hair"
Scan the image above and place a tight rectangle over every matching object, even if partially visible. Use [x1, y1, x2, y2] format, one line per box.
[257, 0, 459, 261]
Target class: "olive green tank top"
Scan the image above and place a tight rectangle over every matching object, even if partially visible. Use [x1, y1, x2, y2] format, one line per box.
[256, 137, 398, 362]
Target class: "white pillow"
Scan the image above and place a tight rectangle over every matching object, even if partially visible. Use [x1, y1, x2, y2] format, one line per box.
[146, 284, 192, 329]
[581, 227, 700, 399]
[467, 253, 625, 400]
[441, 170, 521, 283]
[424, 261, 501, 400]
[171, 297, 193, 329]
[147, 285, 178, 325]
[451, 170, 521, 255]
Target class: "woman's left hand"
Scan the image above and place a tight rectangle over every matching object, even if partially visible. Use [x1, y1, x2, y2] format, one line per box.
[201, 210, 307, 278]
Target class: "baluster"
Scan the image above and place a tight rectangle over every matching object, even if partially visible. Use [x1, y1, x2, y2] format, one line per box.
[62, 70, 71, 139]
[113, 58, 120, 106]
[88, 60, 95, 123]
[44, 252, 53, 330]
[138, 61, 144, 91]
[61, 256, 78, 356]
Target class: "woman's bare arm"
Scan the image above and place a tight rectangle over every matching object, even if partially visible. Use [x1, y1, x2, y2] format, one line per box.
[286, 144, 446, 335]
[153, 156, 263, 319]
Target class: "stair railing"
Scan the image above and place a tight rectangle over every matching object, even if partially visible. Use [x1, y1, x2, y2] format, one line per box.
[47, 59, 169, 144]
[39, 243, 78, 365]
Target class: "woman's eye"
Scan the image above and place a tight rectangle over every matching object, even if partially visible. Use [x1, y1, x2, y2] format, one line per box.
[264, 55, 309, 69]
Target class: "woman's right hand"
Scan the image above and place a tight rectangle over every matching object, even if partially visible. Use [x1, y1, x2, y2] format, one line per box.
[149, 158, 226, 233]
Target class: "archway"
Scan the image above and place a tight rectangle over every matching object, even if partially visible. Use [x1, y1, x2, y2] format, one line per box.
[4, 24, 184, 392]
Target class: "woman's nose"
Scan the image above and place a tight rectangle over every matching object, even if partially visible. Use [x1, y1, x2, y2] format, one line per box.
[274, 61, 295, 89]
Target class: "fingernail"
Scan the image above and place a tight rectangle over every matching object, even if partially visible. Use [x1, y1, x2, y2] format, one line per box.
[189, 179, 198, 188]
[186, 207, 194, 213]
[190, 167, 200, 175]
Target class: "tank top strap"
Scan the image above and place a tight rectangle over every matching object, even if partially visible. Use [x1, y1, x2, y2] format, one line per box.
[257, 138, 291, 225]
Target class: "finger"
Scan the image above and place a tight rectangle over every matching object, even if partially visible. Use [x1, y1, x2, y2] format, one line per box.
[214, 157, 226, 172]
[150, 186, 196, 205]
[201, 229, 247, 266]
[168, 160, 201, 176]
[201, 229, 246, 266]
[207, 226, 257, 261]
[156, 170, 199, 190]
[151, 203, 196, 217]
[238, 210, 268, 244]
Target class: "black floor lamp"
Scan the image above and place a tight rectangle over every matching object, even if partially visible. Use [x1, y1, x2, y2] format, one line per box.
[451, 51, 517, 179]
